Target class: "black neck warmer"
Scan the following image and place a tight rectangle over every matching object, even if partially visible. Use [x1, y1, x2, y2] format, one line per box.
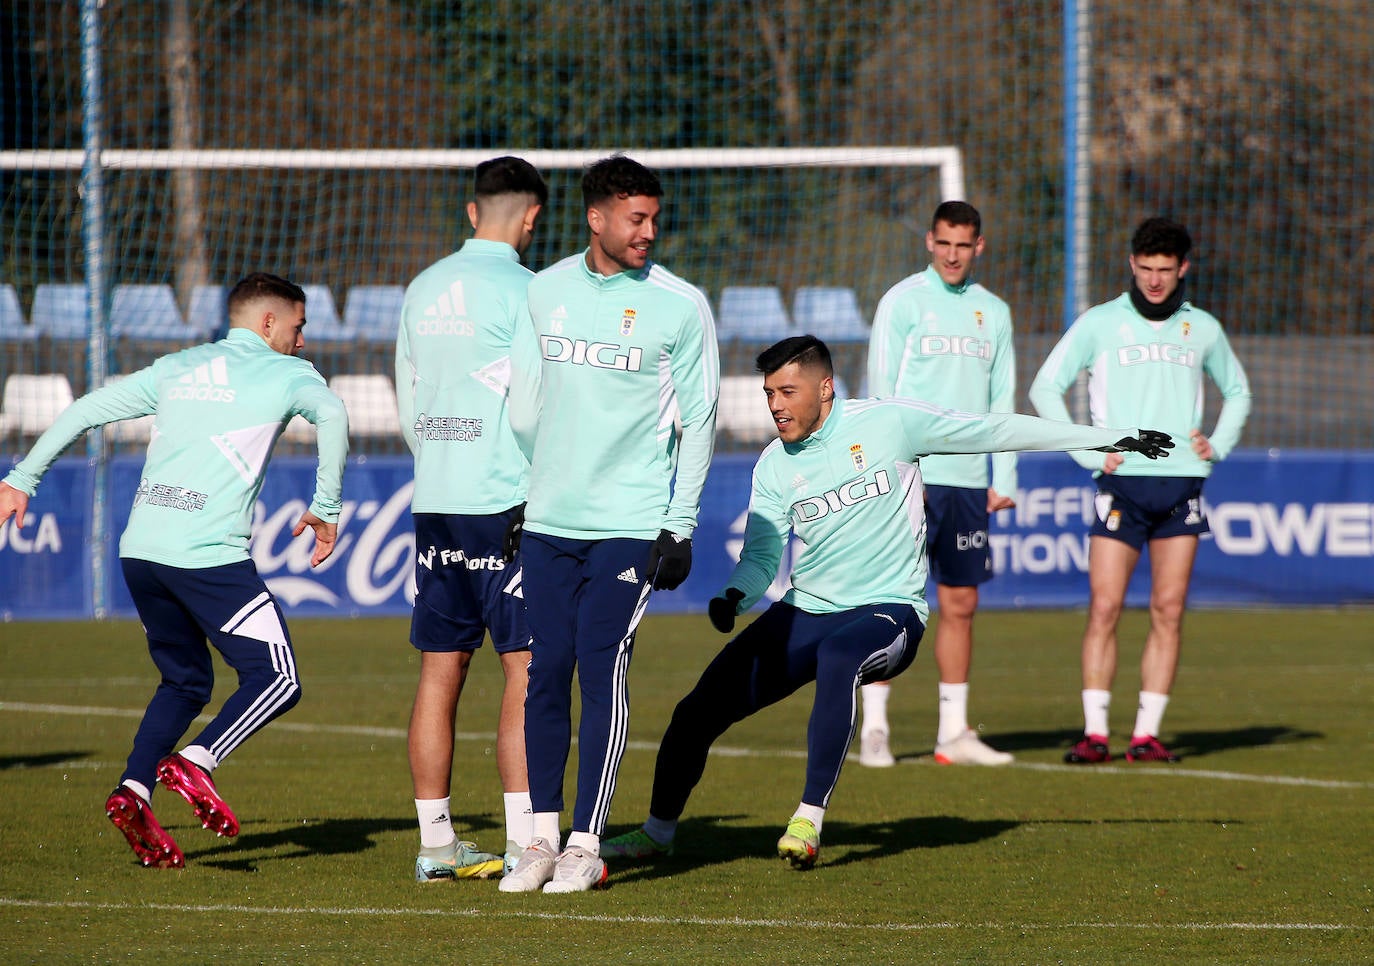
[1129, 277, 1186, 321]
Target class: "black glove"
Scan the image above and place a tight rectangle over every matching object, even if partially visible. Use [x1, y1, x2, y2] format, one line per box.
[708, 588, 746, 634]
[1100, 430, 1175, 460]
[646, 529, 693, 590]
[502, 503, 526, 562]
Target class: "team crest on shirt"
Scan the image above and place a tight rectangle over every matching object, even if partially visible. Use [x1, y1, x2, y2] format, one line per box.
[974, 310, 984, 328]
[849, 443, 866, 471]
[620, 308, 636, 336]
[1181, 320, 1191, 338]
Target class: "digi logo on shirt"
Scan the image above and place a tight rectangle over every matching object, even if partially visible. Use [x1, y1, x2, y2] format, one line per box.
[1116, 342, 1197, 367]
[919, 335, 992, 360]
[790, 470, 892, 523]
[540, 335, 643, 372]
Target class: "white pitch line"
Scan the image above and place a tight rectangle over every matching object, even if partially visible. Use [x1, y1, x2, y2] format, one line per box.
[0, 899, 1364, 933]
[1, 701, 1367, 787]
[1013, 761, 1372, 790]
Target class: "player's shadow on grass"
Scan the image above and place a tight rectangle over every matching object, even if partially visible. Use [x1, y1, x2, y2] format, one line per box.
[0, 751, 92, 770]
[183, 816, 422, 872]
[1166, 725, 1323, 758]
[608, 813, 1017, 883]
[976, 724, 1323, 759]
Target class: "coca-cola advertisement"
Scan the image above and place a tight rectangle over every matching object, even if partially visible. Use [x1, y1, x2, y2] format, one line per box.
[3, 451, 1372, 620]
[108, 457, 421, 617]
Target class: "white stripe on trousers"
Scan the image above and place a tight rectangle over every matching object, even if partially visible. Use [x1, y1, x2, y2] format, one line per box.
[819, 627, 910, 808]
[210, 596, 300, 762]
[588, 578, 655, 835]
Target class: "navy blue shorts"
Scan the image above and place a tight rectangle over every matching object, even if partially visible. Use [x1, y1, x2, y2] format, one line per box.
[1091, 475, 1209, 549]
[411, 510, 530, 654]
[924, 484, 993, 587]
[122, 557, 294, 656]
[120, 557, 302, 779]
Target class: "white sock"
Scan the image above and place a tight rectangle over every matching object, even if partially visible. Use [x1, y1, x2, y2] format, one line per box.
[532, 811, 561, 851]
[1082, 688, 1111, 737]
[504, 791, 533, 850]
[793, 802, 826, 834]
[1132, 691, 1170, 739]
[937, 682, 970, 745]
[566, 831, 599, 855]
[644, 815, 678, 845]
[860, 682, 890, 734]
[122, 779, 152, 803]
[415, 797, 455, 850]
[179, 744, 218, 774]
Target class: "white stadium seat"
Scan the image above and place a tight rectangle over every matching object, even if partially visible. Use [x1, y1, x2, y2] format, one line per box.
[0, 373, 76, 436]
[329, 374, 400, 437]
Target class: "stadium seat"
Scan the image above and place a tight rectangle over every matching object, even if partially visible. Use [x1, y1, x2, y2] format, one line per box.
[715, 374, 777, 444]
[110, 284, 188, 339]
[281, 414, 317, 443]
[343, 286, 405, 343]
[0, 284, 34, 341]
[103, 374, 155, 444]
[300, 284, 356, 341]
[187, 285, 228, 339]
[791, 287, 869, 342]
[716, 286, 792, 342]
[328, 374, 400, 437]
[0, 373, 76, 436]
[30, 284, 89, 339]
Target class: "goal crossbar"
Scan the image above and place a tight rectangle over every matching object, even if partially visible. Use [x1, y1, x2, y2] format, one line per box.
[0, 147, 966, 200]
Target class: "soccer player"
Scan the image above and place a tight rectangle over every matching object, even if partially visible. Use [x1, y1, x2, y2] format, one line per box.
[1029, 217, 1252, 764]
[396, 156, 548, 882]
[498, 154, 720, 893]
[0, 273, 347, 868]
[602, 335, 1171, 869]
[859, 200, 1018, 768]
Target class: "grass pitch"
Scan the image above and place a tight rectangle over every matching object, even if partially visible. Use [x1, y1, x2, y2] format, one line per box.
[1, 609, 1370, 963]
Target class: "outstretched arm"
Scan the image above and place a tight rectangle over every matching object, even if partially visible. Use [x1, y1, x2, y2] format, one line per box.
[894, 399, 1171, 460]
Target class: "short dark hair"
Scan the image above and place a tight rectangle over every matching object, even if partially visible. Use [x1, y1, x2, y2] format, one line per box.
[756, 334, 834, 377]
[582, 154, 663, 209]
[475, 155, 549, 205]
[1131, 217, 1192, 259]
[931, 200, 981, 236]
[226, 272, 306, 317]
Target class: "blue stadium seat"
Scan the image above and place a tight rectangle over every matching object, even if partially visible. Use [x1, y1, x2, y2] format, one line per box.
[716, 286, 792, 342]
[30, 284, 89, 339]
[187, 285, 228, 339]
[343, 286, 405, 343]
[110, 284, 188, 339]
[0, 285, 34, 341]
[300, 284, 356, 341]
[791, 287, 869, 342]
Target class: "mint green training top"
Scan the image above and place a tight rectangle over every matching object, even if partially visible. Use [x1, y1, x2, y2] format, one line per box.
[396, 238, 532, 514]
[4, 328, 348, 568]
[868, 264, 1018, 492]
[1029, 293, 1251, 477]
[509, 251, 720, 540]
[724, 397, 1141, 623]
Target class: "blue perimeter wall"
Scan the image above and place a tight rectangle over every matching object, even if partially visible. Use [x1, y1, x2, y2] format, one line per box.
[2, 450, 1372, 621]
